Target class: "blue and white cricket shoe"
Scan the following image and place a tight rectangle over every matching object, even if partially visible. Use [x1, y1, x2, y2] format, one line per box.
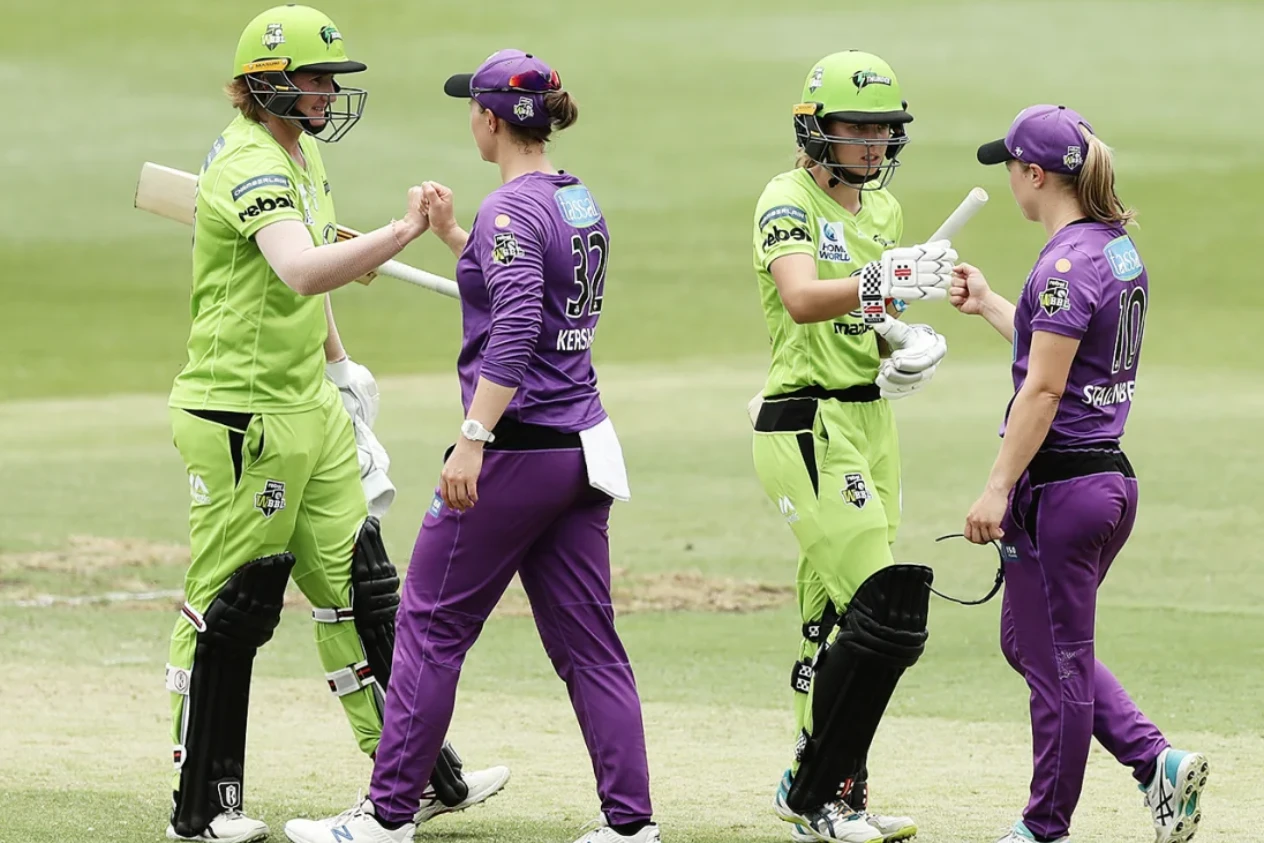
[773, 769, 883, 843]
[1143, 748, 1210, 843]
[993, 820, 1069, 843]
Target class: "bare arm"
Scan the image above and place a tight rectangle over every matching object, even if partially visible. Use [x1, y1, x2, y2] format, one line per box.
[770, 254, 862, 324]
[983, 330, 1079, 493]
[951, 263, 1016, 343]
[256, 215, 422, 296]
[979, 292, 1017, 344]
[323, 295, 347, 363]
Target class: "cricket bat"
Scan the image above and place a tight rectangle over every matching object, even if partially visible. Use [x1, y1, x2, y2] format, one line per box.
[133, 162, 460, 299]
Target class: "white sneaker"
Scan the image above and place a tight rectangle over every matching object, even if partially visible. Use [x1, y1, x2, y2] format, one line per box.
[1143, 748, 1210, 843]
[167, 810, 269, 843]
[570, 815, 661, 843]
[284, 798, 414, 843]
[414, 764, 511, 823]
[994, 820, 1069, 843]
[791, 811, 916, 842]
[773, 770, 883, 843]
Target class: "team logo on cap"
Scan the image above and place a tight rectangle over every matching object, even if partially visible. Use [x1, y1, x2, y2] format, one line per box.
[808, 66, 824, 93]
[319, 25, 342, 47]
[851, 69, 892, 90]
[262, 23, 285, 50]
[513, 97, 535, 121]
[1063, 145, 1084, 170]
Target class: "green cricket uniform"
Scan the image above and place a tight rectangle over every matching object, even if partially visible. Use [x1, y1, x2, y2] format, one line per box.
[749, 167, 905, 734]
[166, 115, 380, 769]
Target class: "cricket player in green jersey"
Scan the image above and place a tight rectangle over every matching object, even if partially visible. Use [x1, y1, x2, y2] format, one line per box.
[163, 6, 507, 841]
[752, 51, 957, 843]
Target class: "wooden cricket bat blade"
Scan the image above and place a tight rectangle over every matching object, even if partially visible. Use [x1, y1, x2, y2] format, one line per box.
[135, 162, 197, 226]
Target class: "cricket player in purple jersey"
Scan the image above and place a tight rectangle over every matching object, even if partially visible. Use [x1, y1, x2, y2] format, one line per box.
[284, 49, 658, 843]
[950, 105, 1209, 843]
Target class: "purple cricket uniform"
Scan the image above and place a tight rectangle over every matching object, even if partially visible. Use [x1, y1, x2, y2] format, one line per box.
[369, 50, 652, 829]
[978, 105, 1168, 841]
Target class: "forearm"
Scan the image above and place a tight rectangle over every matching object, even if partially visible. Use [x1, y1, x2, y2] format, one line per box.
[260, 220, 416, 296]
[323, 295, 347, 362]
[435, 225, 470, 258]
[466, 377, 517, 429]
[783, 276, 861, 324]
[980, 291, 1017, 343]
[985, 385, 1060, 493]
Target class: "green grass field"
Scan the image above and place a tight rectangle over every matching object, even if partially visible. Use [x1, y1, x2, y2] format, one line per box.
[4, 1, 1263, 841]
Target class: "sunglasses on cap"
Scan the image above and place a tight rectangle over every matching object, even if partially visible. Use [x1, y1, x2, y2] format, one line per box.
[472, 68, 562, 95]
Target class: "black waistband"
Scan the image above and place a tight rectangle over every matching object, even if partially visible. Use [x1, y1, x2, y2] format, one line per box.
[754, 384, 880, 433]
[774, 384, 881, 403]
[487, 417, 582, 451]
[1026, 447, 1134, 486]
[184, 408, 252, 431]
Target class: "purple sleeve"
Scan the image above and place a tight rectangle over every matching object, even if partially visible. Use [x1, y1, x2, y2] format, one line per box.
[1026, 248, 1098, 340]
[476, 200, 546, 389]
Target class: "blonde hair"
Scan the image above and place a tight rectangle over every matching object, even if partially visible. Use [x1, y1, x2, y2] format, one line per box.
[1069, 125, 1137, 226]
[225, 77, 266, 123]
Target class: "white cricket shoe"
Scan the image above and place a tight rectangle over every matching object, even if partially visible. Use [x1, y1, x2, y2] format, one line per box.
[415, 763, 511, 823]
[994, 820, 1068, 843]
[773, 770, 883, 843]
[571, 815, 661, 843]
[791, 811, 916, 842]
[166, 810, 269, 843]
[1143, 748, 1210, 843]
[284, 798, 414, 843]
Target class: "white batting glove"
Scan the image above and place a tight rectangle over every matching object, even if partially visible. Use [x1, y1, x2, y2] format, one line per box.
[857, 240, 957, 321]
[351, 416, 396, 518]
[878, 359, 939, 400]
[873, 320, 948, 373]
[326, 357, 380, 429]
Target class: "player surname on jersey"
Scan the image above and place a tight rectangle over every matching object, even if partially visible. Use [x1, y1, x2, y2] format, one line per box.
[557, 327, 596, 351]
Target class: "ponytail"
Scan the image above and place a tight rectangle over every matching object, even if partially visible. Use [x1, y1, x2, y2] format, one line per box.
[504, 90, 580, 145]
[1073, 125, 1137, 226]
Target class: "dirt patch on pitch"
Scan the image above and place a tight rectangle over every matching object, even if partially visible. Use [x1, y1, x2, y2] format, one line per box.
[493, 568, 792, 617]
[0, 536, 187, 576]
[1, 536, 791, 615]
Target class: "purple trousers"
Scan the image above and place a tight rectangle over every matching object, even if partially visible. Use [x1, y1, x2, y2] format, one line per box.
[369, 447, 652, 826]
[999, 455, 1168, 840]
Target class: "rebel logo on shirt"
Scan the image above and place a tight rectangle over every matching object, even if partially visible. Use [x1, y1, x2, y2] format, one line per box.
[763, 225, 811, 250]
[1039, 277, 1071, 316]
[492, 231, 523, 265]
[254, 480, 287, 518]
[237, 194, 296, 223]
[841, 473, 872, 510]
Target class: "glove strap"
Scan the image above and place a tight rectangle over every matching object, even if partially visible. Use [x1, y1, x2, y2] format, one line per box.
[859, 262, 886, 325]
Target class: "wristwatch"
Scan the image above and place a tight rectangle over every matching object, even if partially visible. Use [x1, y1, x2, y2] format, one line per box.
[460, 419, 495, 444]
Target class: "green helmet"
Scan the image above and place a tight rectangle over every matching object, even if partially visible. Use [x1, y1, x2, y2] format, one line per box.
[793, 51, 913, 190]
[233, 4, 368, 143]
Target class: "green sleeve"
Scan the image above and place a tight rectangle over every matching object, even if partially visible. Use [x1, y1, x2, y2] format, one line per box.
[203, 146, 304, 240]
[753, 176, 815, 271]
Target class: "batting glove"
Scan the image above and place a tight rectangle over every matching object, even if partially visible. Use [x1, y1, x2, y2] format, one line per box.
[873, 319, 948, 374]
[857, 240, 957, 322]
[877, 359, 939, 400]
[326, 357, 381, 429]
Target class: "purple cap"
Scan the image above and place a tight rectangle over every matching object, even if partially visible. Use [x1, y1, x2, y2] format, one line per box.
[443, 49, 562, 128]
[977, 104, 1095, 175]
